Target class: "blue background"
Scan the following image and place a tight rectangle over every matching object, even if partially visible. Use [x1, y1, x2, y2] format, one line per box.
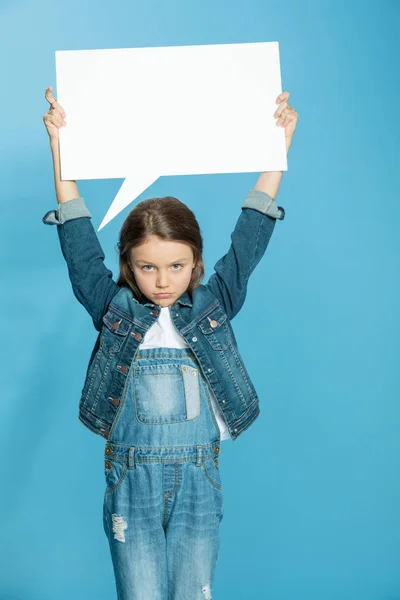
[1, 1, 399, 598]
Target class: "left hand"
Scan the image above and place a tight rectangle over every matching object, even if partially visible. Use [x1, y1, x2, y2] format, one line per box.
[274, 91, 298, 152]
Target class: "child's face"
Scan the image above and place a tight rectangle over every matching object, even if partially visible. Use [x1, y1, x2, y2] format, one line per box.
[128, 236, 195, 307]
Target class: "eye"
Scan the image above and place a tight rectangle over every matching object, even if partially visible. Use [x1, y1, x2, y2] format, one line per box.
[141, 264, 184, 272]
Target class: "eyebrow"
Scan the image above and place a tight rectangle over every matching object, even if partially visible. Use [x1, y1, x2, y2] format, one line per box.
[134, 258, 190, 266]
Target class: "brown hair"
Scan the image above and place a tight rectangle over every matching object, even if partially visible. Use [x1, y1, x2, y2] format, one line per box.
[116, 196, 205, 301]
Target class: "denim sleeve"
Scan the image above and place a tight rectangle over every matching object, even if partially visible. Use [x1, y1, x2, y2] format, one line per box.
[42, 197, 120, 331]
[204, 189, 285, 321]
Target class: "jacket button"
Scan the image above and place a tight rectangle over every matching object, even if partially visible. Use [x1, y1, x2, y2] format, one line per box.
[192, 337, 197, 342]
[134, 332, 142, 341]
[105, 460, 112, 469]
[119, 365, 128, 374]
[214, 459, 219, 467]
[215, 446, 220, 456]
[209, 319, 219, 328]
[112, 319, 122, 330]
[151, 310, 159, 316]
[109, 397, 119, 406]
[105, 446, 112, 455]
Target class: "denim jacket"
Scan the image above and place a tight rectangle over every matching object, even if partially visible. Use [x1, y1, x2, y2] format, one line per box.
[42, 190, 285, 441]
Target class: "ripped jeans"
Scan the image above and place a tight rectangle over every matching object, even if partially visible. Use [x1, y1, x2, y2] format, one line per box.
[103, 347, 224, 600]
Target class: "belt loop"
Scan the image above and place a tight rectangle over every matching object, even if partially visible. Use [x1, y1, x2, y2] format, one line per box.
[128, 447, 135, 469]
[196, 445, 202, 467]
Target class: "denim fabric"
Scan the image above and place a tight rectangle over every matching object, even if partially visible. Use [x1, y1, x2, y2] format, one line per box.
[42, 189, 285, 441]
[103, 347, 223, 599]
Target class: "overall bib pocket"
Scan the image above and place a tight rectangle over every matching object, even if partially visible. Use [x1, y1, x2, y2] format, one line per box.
[133, 363, 200, 424]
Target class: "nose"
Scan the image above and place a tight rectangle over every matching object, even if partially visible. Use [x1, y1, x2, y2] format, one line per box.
[156, 271, 169, 288]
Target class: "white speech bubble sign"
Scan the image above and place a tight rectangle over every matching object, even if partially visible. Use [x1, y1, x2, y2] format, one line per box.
[55, 41, 287, 230]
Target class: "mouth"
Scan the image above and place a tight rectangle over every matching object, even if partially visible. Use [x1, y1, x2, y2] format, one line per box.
[155, 293, 172, 297]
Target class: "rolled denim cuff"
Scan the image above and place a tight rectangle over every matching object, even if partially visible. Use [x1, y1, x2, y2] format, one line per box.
[42, 197, 92, 225]
[241, 189, 285, 220]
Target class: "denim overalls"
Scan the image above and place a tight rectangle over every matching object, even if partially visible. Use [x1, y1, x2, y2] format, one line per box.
[102, 346, 224, 600]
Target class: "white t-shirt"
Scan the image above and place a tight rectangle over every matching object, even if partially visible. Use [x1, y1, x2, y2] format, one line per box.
[139, 306, 231, 440]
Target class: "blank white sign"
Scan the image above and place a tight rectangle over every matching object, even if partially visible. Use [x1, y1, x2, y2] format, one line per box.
[55, 41, 287, 229]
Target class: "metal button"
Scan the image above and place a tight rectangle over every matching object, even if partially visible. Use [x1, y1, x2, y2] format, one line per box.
[105, 460, 112, 469]
[105, 446, 112, 455]
[208, 368, 212, 372]
[176, 313, 179, 317]
[222, 399, 226, 403]
[215, 446, 220, 456]
[164, 493, 169, 498]
[192, 337, 197, 342]
[134, 332, 142, 341]
[119, 365, 128, 374]
[209, 319, 219, 328]
[214, 459, 219, 467]
[182, 366, 187, 371]
[112, 319, 122, 330]
[192, 371, 197, 376]
[109, 397, 119, 406]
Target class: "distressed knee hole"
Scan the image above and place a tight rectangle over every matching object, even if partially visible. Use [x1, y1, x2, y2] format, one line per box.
[111, 514, 128, 543]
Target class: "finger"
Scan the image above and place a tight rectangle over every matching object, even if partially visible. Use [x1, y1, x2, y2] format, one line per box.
[279, 106, 296, 120]
[277, 108, 298, 127]
[45, 85, 56, 106]
[55, 106, 67, 124]
[51, 101, 66, 118]
[273, 101, 288, 119]
[276, 91, 290, 104]
[54, 113, 65, 127]
[282, 107, 297, 122]
[45, 113, 64, 128]
[45, 86, 66, 118]
[276, 107, 288, 125]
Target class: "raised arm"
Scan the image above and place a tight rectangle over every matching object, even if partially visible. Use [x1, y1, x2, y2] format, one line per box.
[205, 90, 299, 320]
[204, 183, 285, 321]
[42, 87, 119, 330]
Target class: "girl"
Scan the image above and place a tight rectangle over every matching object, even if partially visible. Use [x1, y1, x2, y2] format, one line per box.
[42, 85, 298, 600]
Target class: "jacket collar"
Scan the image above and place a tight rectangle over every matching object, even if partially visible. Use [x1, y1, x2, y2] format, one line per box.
[175, 290, 193, 307]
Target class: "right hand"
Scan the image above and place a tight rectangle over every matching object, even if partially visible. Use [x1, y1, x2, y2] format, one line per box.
[43, 86, 67, 142]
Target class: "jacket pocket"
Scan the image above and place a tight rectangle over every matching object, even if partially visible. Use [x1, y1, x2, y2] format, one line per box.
[100, 309, 132, 353]
[197, 307, 230, 350]
[134, 363, 200, 424]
